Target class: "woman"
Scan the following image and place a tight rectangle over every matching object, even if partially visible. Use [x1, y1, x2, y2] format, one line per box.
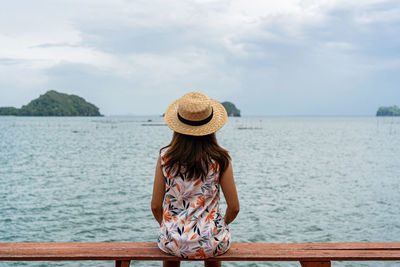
[151, 92, 240, 267]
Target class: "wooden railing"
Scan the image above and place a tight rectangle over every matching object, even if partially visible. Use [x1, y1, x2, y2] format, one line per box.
[1, 242, 400, 266]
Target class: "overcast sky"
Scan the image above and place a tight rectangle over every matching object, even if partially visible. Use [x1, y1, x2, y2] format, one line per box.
[0, 0, 399, 116]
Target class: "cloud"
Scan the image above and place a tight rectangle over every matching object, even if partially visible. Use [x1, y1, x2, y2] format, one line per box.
[0, 0, 399, 115]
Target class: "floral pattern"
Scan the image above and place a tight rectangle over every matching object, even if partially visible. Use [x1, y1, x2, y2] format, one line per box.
[157, 148, 231, 259]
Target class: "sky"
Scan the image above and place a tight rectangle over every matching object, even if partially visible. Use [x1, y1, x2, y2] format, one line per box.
[0, 0, 399, 116]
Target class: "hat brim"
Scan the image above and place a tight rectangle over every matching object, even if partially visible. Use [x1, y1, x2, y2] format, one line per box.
[164, 98, 227, 136]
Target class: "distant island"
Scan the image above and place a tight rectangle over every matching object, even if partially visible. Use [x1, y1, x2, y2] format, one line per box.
[376, 105, 400, 116]
[0, 90, 102, 116]
[221, 101, 241, 117]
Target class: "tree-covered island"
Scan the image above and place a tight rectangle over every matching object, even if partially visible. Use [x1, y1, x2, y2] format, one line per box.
[376, 105, 400, 116]
[0, 90, 102, 116]
[221, 101, 241, 117]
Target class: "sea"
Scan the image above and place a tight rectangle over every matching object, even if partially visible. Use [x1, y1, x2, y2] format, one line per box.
[0, 116, 399, 267]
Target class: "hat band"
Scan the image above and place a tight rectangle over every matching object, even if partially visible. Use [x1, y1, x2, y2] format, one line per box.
[177, 109, 213, 126]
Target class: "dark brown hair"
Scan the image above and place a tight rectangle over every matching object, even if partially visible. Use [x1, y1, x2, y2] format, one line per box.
[161, 132, 230, 181]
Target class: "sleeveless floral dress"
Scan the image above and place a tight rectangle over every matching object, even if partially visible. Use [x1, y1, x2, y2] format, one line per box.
[157, 148, 231, 259]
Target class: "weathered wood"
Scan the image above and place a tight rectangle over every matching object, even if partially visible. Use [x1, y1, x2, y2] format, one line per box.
[116, 260, 131, 267]
[0, 243, 399, 262]
[301, 261, 331, 267]
[3, 242, 399, 251]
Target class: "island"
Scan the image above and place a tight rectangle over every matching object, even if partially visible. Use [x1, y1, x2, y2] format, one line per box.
[221, 101, 241, 117]
[0, 90, 102, 116]
[376, 105, 400, 116]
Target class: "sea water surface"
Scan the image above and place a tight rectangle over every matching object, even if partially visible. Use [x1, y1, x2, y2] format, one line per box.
[0, 116, 399, 267]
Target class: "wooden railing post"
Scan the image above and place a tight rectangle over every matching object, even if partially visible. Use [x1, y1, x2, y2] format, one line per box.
[300, 261, 331, 267]
[115, 260, 131, 267]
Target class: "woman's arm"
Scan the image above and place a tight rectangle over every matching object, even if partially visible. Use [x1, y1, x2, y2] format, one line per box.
[151, 156, 165, 226]
[220, 161, 240, 225]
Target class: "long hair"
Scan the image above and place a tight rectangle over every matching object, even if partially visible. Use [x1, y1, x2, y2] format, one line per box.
[161, 132, 230, 181]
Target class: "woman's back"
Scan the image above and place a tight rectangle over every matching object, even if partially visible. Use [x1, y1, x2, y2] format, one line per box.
[151, 92, 239, 266]
[157, 147, 231, 259]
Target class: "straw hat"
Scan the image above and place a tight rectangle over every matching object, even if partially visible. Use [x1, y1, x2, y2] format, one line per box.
[164, 92, 227, 136]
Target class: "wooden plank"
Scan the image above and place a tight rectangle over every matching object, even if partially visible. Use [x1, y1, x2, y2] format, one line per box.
[217, 249, 400, 262]
[219, 244, 400, 262]
[226, 243, 400, 250]
[293, 243, 400, 250]
[0, 243, 400, 261]
[2, 242, 399, 250]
